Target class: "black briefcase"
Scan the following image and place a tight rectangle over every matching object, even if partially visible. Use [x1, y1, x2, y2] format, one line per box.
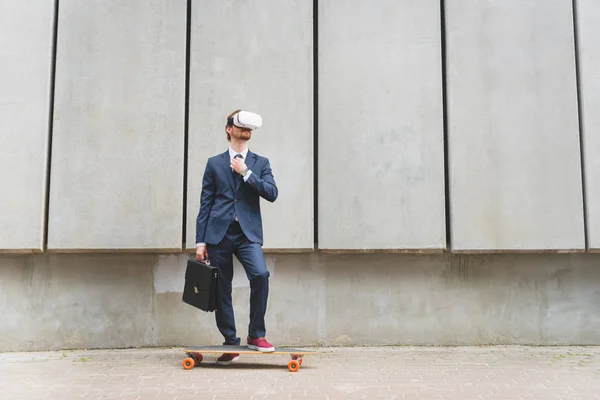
[182, 258, 218, 312]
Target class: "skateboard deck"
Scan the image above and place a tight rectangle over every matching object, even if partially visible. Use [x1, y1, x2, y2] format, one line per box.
[181, 345, 316, 372]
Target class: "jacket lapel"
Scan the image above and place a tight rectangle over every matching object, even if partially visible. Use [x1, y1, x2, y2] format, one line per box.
[246, 150, 256, 172]
[220, 151, 235, 192]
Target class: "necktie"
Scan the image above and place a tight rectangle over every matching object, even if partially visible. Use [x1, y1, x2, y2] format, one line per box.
[233, 154, 243, 191]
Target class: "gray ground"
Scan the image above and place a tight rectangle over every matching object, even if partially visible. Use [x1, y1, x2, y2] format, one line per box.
[1, 346, 599, 399]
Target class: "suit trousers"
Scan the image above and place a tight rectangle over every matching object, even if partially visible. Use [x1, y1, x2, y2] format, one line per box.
[207, 221, 270, 345]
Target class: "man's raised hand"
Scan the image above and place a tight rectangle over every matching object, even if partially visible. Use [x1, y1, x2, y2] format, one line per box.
[231, 157, 247, 174]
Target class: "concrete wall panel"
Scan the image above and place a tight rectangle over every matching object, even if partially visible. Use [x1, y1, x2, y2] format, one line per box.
[577, 0, 600, 250]
[3, 252, 600, 351]
[0, 1, 55, 251]
[318, 0, 446, 250]
[447, 0, 585, 251]
[323, 253, 600, 346]
[48, 1, 186, 250]
[0, 255, 156, 351]
[186, 0, 313, 250]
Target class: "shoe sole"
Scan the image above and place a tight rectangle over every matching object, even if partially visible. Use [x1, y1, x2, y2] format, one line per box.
[216, 356, 239, 365]
[247, 344, 275, 352]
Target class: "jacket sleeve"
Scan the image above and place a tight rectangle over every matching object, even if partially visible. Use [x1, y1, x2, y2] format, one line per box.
[195, 159, 216, 243]
[245, 158, 278, 202]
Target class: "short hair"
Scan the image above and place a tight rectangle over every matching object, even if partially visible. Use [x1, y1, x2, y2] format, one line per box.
[225, 109, 242, 141]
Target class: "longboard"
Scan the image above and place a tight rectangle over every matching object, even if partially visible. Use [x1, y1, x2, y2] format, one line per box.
[182, 345, 316, 372]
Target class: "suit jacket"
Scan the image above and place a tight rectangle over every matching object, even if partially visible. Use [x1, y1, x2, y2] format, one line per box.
[195, 149, 278, 246]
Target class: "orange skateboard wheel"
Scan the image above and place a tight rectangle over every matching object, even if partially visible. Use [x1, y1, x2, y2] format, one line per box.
[182, 357, 195, 370]
[288, 360, 300, 372]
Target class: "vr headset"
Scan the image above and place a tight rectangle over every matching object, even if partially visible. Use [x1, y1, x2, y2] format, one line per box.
[227, 111, 262, 130]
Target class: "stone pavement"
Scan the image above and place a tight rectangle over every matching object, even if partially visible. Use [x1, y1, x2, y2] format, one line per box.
[1, 346, 599, 399]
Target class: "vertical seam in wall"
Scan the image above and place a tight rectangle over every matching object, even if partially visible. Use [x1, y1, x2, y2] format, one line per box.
[572, 0, 589, 251]
[313, 2, 325, 344]
[43, 0, 60, 252]
[440, 0, 452, 252]
[313, 0, 319, 250]
[182, 0, 192, 251]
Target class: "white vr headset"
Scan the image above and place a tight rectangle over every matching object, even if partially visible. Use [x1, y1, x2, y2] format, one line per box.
[228, 111, 262, 130]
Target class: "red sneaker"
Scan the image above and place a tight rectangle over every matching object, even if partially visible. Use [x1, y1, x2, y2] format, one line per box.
[247, 337, 275, 352]
[216, 353, 239, 365]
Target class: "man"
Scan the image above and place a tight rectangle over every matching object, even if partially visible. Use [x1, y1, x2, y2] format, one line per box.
[195, 109, 278, 365]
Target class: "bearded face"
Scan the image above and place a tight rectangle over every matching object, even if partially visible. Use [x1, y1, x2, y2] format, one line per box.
[228, 125, 252, 141]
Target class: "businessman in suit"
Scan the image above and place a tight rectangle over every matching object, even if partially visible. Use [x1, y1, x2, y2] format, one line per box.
[195, 109, 278, 365]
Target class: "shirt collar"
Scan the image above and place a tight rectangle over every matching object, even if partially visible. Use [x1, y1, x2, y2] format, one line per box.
[228, 147, 249, 160]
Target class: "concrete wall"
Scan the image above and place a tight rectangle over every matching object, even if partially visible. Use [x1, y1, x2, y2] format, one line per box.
[318, 0, 446, 250]
[2, 252, 600, 351]
[446, 0, 585, 251]
[0, 1, 55, 252]
[48, 0, 186, 251]
[3, 1, 600, 352]
[0, 254, 155, 351]
[577, 0, 600, 250]
[186, 0, 314, 251]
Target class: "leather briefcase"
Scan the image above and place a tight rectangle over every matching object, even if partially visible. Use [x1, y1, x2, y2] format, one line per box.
[182, 258, 218, 312]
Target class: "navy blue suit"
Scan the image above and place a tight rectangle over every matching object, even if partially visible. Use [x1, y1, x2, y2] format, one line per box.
[196, 149, 278, 344]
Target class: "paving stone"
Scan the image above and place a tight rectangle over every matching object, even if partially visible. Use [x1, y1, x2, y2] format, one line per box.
[0, 346, 599, 399]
